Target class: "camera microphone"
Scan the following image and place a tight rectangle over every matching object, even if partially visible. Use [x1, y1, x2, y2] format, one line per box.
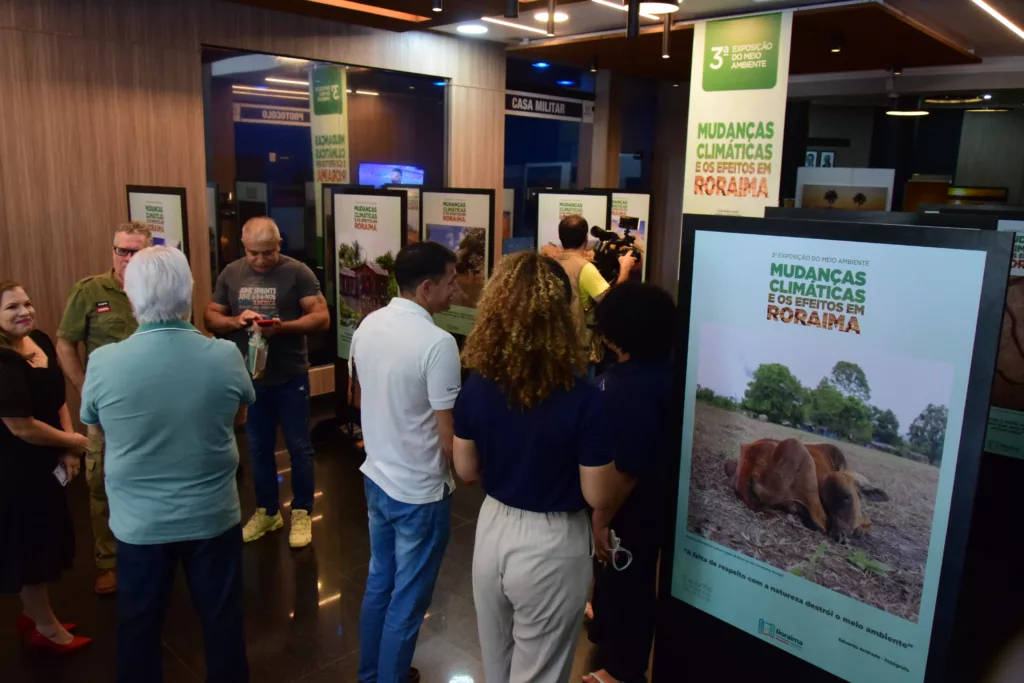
[590, 226, 619, 241]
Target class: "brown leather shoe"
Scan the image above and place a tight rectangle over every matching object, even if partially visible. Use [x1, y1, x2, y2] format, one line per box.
[94, 569, 117, 595]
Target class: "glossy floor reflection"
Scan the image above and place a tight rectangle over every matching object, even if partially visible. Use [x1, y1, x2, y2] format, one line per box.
[1, 410, 602, 682]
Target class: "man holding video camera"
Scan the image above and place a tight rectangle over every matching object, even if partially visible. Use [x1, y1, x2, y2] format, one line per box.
[543, 214, 635, 362]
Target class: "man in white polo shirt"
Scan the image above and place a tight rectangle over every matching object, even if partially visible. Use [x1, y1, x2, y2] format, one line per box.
[350, 241, 461, 683]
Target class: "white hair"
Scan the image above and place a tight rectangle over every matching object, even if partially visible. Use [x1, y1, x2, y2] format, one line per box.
[241, 217, 281, 244]
[124, 247, 193, 324]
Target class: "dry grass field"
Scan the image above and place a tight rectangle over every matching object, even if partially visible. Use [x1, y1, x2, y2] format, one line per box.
[687, 403, 940, 622]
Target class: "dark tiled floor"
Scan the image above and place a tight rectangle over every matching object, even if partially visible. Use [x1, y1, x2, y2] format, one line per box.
[1, 415, 602, 682]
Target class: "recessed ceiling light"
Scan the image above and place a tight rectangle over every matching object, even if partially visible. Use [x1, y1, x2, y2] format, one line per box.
[639, 2, 681, 14]
[971, 0, 1024, 41]
[266, 77, 309, 86]
[433, 81, 446, 86]
[355, 90, 379, 96]
[533, 62, 551, 69]
[480, 16, 550, 35]
[457, 24, 488, 34]
[591, 0, 660, 22]
[557, 80, 575, 86]
[432, 0, 442, 12]
[924, 96, 983, 104]
[233, 85, 307, 96]
[983, 93, 993, 99]
[967, 108, 1009, 112]
[408, 85, 415, 90]
[886, 109, 929, 116]
[672, 83, 680, 88]
[535, 11, 569, 23]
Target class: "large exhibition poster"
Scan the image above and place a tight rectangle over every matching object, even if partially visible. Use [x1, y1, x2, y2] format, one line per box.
[683, 12, 793, 217]
[387, 186, 421, 246]
[537, 192, 610, 250]
[334, 192, 403, 359]
[422, 191, 493, 336]
[311, 66, 350, 239]
[611, 192, 650, 282]
[673, 230, 987, 682]
[126, 185, 188, 254]
[986, 220, 1024, 459]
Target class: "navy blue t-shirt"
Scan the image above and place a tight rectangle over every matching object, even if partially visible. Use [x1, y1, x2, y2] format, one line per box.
[453, 372, 613, 513]
[597, 360, 673, 530]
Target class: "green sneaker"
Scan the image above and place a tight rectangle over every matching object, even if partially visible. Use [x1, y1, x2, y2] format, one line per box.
[289, 509, 313, 548]
[242, 508, 283, 543]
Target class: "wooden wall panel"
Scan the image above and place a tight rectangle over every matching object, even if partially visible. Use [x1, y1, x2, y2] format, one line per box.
[348, 93, 446, 187]
[0, 0, 505, 356]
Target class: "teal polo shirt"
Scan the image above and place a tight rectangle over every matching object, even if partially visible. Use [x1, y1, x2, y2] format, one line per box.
[81, 320, 256, 545]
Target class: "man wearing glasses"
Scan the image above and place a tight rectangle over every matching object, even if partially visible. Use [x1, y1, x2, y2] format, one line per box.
[56, 220, 152, 596]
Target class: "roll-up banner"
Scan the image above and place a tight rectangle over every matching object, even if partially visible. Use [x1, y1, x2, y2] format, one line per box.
[420, 189, 496, 336]
[311, 65, 351, 243]
[536, 191, 612, 251]
[655, 214, 1010, 683]
[683, 12, 793, 217]
[331, 189, 406, 360]
[126, 185, 189, 256]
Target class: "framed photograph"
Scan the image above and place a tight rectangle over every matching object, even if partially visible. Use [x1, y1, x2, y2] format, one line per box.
[126, 185, 189, 257]
[820, 151, 836, 168]
[804, 151, 818, 167]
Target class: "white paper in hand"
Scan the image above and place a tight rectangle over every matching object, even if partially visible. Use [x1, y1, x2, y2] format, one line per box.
[53, 462, 69, 487]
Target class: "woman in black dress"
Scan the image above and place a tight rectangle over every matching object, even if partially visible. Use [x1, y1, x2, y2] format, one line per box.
[0, 280, 91, 653]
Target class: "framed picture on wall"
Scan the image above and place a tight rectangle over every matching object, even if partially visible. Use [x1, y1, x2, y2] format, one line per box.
[126, 185, 190, 257]
[820, 151, 836, 168]
[804, 151, 818, 167]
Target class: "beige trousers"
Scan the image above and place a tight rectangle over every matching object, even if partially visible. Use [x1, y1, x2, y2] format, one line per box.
[472, 496, 593, 683]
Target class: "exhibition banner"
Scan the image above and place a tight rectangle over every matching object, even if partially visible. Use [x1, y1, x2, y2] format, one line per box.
[387, 185, 421, 246]
[311, 66, 350, 239]
[986, 220, 1024, 459]
[610, 192, 650, 282]
[673, 227, 988, 682]
[536, 192, 611, 250]
[126, 185, 188, 254]
[683, 12, 793, 217]
[422, 190, 494, 336]
[333, 191, 404, 359]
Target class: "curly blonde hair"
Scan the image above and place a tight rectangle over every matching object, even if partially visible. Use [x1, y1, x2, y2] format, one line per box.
[462, 251, 585, 409]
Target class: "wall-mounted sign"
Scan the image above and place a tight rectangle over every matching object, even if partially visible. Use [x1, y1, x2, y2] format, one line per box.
[506, 90, 589, 122]
[233, 103, 310, 127]
[126, 185, 189, 257]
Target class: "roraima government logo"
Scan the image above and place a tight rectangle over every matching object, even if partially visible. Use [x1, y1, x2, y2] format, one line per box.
[758, 618, 804, 650]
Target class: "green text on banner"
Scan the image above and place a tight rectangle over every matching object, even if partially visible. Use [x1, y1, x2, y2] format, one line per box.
[683, 12, 793, 217]
[311, 66, 350, 251]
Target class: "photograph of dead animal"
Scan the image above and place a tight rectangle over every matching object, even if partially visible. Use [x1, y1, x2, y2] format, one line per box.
[686, 323, 953, 622]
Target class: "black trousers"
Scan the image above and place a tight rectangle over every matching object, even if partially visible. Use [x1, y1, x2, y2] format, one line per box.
[589, 526, 659, 683]
[117, 524, 248, 683]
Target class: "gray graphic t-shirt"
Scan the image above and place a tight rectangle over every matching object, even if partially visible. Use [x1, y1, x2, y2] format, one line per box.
[213, 255, 322, 385]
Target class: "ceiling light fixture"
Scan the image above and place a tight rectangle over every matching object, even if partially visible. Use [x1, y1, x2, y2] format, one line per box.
[672, 82, 680, 88]
[355, 90, 379, 96]
[231, 91, 309, 101]
[886, 110, 929, 116]
[480, 16, 550, 35]
[983, 93, 993, 99]
[557, 80, 575, 86]
[627, 0, 640, 39]
[266, 77, 309, 86]
[886, 95, 929, 116]
[433, 0, 442, 13]
[457, 24, 488, 34]
[640, 1, 681, 14]
[505, 0, 519, 19]
[966, 107, 1010, 112]
[589, 57, 598, 73]
[434, 81, 446, 86]
[591, 0, 660, 22]
[970, 0, 1024, 41]
[305, 0, 430, 22]
[831, 33, 842, 53]
[662, 13, 671, 58]
[892, 66, 903, 76]
[533, 62, 551, 69]
[546, 0, 556, 36]
[535, 11, 569, 23]
[233, 85, 307, 96]
[923, 96, 983, 104]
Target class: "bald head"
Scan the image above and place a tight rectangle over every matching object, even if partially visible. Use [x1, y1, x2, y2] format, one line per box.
[241, 217, 282, 273]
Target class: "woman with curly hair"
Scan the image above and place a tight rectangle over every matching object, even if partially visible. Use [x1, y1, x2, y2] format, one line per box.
[453, 251, 620, 683]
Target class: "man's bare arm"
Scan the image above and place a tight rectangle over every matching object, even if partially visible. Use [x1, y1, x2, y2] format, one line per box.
[276, 294, 330, 335]
[55, 337, 86, 395]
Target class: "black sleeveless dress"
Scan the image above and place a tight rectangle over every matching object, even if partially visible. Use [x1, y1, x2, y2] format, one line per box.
[0, 330, 75, 592]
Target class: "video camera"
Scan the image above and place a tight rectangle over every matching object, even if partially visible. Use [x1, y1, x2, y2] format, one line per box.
[590, 217, 642, 283]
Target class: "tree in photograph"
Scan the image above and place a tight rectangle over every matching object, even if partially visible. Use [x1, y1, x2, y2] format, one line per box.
[870, 407, 902, 446]
[808, 378, 845, 432]
[824, 189, 839, 208]
[840, 395, 875, 443]
[909, 403, 948, 465]
[338, 240, 363, 269]
[375, 251, 396, 273]
[743, 363, 806, 425]
[830, 361, 871, 401]
[853, 192, 868, 208]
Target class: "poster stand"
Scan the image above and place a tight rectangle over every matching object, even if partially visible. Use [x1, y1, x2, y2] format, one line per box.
[654, 214, 1010, 683]
[534, 189, 612, 252]
[588, 188, 651, 282]
[125, 184, 190, 258]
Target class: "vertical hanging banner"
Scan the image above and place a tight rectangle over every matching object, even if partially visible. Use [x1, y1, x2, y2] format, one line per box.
[683, 12, 793, 217]
[332, 189, 406, 360]
[421, 189, 496, 336]
[311, 66, 350, 249]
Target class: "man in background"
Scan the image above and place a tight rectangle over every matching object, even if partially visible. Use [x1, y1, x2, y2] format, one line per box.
[390, 168, 403, 185]
[350, 242, 461, 683]
[57, 220, 153, 595]
[205, 217, 329, 550]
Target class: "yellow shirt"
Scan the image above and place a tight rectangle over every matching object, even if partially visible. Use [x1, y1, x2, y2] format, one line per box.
[578, 262, 610, 310]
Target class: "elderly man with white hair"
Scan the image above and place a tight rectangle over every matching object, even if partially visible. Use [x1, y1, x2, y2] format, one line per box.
[205, 217, 329, 549]
[81, 247, 255, 683]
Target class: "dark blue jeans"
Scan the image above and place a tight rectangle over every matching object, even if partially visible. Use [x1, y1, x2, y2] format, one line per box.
[117, 525, 247, 683]
[246, 373, 315, 515]
[358, 477, 451, 683]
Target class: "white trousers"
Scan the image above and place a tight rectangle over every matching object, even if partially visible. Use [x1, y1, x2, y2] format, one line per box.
[472, 495, 593, 683]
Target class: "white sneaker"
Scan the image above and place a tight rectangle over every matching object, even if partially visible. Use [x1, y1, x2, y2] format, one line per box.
[242, 508, 283, 543]
[289, 509, 313, 548]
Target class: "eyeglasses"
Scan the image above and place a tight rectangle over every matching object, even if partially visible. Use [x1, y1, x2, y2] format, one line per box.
[113, 246, 142, 257]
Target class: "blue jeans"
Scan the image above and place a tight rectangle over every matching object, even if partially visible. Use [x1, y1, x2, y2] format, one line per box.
[246, 373, 315, 515]
[358, 477, 451, 683]
[117, 525, 247, 683]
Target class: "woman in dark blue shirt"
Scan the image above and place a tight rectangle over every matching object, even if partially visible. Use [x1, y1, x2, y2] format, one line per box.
[453, 251, 619, 683]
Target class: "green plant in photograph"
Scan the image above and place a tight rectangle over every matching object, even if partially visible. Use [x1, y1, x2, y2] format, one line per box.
[743, 363, 806, 425]
[847, 549, 893, 576]
[909, 403, 949, 465]
[338, 240, 363, 270]
[790, 542, 827, 580]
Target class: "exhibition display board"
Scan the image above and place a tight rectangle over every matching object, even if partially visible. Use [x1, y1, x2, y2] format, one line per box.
[331, 188, 406, 360]
[655, 214, 1010, 683]
[420, 189, 495, 336]
[796, 167, 897, 212]
[535, 190, 611, 250]
[682, 12, 793, 217]
[387, 184, 421, 247]
[126, 185, 189, 254]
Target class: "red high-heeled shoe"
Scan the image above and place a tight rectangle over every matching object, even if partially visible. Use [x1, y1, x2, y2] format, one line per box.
[15, 613, 77, 638]
[27, 628, 92, 654]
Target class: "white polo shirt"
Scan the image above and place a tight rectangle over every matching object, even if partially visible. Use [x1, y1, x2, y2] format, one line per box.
[350, 297, 462, 504]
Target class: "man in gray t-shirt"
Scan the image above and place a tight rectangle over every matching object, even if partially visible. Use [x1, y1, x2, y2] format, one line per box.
[205, 217, 329, 549]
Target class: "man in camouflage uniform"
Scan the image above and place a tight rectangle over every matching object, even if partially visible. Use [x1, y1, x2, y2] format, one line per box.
[56, 221, 152, 595]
